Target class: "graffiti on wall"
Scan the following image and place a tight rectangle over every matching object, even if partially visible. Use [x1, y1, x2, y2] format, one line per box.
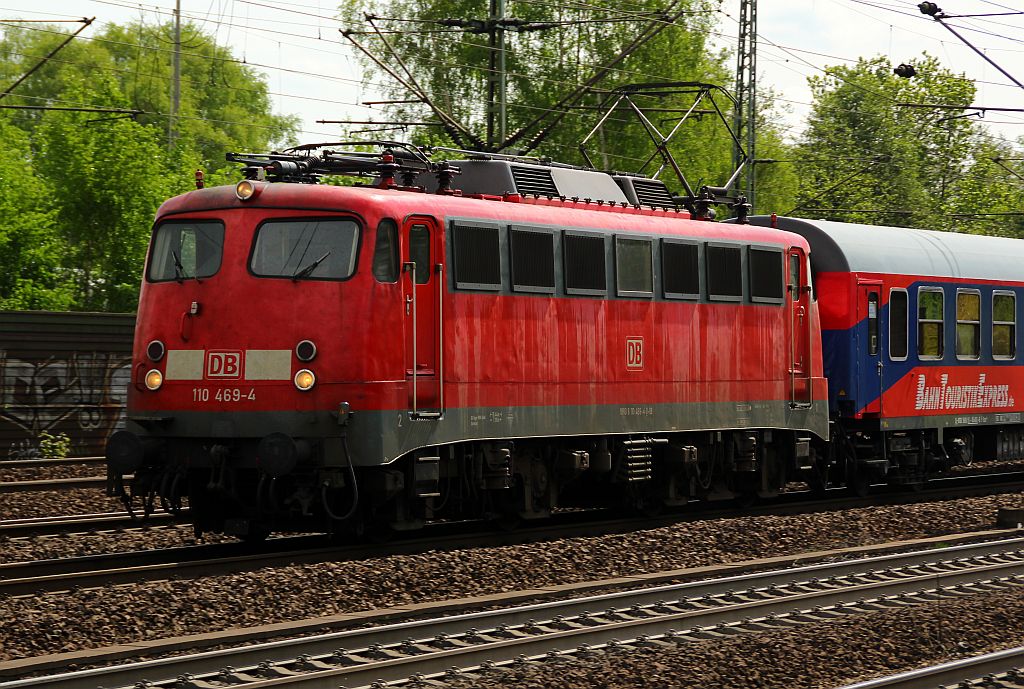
[0, 350, 131, 459]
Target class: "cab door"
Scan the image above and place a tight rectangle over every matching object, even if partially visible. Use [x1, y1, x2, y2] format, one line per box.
[401, 216, 442, 417]
[857, 281, 882, 416]
[788, 248, 812, 407]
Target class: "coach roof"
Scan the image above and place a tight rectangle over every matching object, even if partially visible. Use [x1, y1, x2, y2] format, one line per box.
[751, 215, 1024, 281]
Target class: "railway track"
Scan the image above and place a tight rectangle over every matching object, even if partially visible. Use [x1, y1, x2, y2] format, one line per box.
[0, 511, 186, 538]
[835, 647, 1024, 689]
[0, 457, 105, 469]
[7, 534, 1024, 689]
[0, 477, 110, 493]
[5, 473, 1024, 595]
[0, 458, 114, 494]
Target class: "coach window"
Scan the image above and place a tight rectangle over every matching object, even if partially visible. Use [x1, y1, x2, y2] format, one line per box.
[956, 290, 981, 360]
[615, 236, 653, 297]
[749, 247, 784, 303]
[563, 231, 607, 296]
[452, 222, 501, 291]
[889, 289, 908, 361]
[993, 291, 1016, 360]
[372, 219, 399, 283]
[662, 240, 699, 299]
[917, 288, 944, 359]
[511, 227, 555, 293]
[706, 244, 743, 302]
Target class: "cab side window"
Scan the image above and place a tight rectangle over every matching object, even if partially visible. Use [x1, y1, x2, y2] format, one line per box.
[372, 219, 399, 283]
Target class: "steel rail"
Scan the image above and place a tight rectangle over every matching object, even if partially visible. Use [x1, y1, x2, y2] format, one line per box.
[0, 511, 187, 538]
[4, 473, 1024, 594]
[6, 536, 1024, 689]
[0, 458, 104, 469]
[0, 477, 111, 493]
[833, 647, 1024, 689]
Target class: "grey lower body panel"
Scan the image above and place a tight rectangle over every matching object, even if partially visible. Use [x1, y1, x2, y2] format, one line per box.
[129, 398, 830, 467]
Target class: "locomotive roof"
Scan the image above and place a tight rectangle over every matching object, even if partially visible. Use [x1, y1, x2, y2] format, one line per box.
[750, 215, 1024, 282]
[157, 183, 809, 249]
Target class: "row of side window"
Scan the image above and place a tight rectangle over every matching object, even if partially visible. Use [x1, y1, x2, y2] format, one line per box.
[448, 222, 787, 303]
[888, 287, 1017, 361]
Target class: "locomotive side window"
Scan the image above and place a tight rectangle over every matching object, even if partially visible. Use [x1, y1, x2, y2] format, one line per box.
[511, 227, 555, 293]
[956, 290, 981, 360]
[662, 240, 699, 299]
[917, 288, 944, 359]
[563, 232, 607, 296]
[993, 292, 1016, 360]
[615, 236, 653, 297]
[148, 220, 224, 282]
[250, 218, 359, 280]
[452, 223, 501, 290]
[372, 219, 399, 283]
[409, 224, 431, 284]
[889, 289, 909, 360]
[748, 247, 784, 303]
[706, 244, 743, 302]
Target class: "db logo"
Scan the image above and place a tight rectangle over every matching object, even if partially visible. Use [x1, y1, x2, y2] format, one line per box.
[626, 337, 644, 370]
[206, 350, 242, 379]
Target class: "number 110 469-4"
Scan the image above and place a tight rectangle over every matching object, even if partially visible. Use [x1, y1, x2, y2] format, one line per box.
[192, 387, 256, 402]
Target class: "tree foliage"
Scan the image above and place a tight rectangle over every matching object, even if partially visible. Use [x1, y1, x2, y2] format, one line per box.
[793, 54, 1024, 234]
[0, 20, 298, 311]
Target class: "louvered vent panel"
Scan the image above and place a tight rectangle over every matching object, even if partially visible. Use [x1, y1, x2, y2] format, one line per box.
[510, 166, 558, 197]
[632, 179, 675, 207]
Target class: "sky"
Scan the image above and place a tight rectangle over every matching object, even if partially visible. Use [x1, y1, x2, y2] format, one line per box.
[2, 0, 1023, 148]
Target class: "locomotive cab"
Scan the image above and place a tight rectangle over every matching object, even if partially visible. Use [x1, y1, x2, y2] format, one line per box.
[108, 182, 418, 537]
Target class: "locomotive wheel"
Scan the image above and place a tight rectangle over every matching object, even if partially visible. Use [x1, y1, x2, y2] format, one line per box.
[240, 524, 271, 543]
[733, 491, 757, 509]
[849, 471, 871, 497]
[493, 512, 522, 531]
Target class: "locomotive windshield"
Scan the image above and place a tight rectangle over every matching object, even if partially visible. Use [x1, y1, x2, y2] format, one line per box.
[250, 218, 359, 280]
[148, 220, 225, 282]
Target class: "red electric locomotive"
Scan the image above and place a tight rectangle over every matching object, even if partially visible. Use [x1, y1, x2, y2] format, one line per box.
[106, 144, 829, 539]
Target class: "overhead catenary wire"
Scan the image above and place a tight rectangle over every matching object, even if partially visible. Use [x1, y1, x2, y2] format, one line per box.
[4, 0, 1022, 157]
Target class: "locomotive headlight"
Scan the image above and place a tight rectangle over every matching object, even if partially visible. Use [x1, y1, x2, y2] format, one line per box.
[294, 369, 316, 391]
[146, 339, 165, 362]
[145, 369, 164, 391]
[235, 179, 260, 201]
[295, 339, 317, 362]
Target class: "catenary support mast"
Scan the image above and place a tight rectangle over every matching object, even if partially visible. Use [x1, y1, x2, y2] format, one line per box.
[733, 0, 756, 210]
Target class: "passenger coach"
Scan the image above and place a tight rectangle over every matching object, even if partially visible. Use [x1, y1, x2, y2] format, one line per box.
[754, 216, 1024, 488]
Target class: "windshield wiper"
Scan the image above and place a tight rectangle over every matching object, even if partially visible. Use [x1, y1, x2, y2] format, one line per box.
[171, 250, 186, 283]
[292, 250, 331, 281]
[171, 249, 202, 283]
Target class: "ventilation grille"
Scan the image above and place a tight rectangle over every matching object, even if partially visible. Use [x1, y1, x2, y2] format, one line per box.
[511, 229, 555, 291]
[631, 179, 675, 207]
[511, 166, 558, 197]
[749, 248, 784, 301]
[453, 224, 501, 289]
